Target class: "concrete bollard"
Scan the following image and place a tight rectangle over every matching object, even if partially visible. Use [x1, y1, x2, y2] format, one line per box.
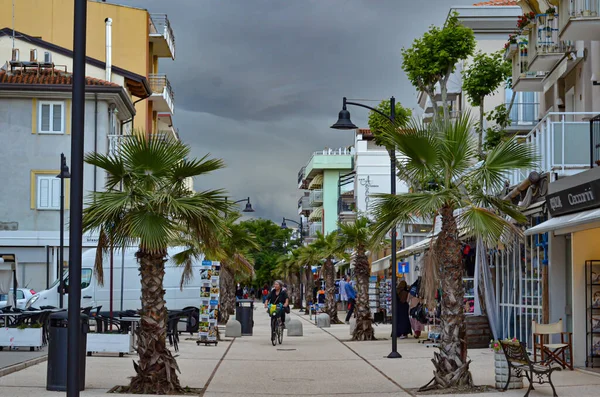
[285, 314, 292, 324]
[287, 319, 303, 336]
[349, 317, 357, 335]
[316, 313, 330, 328]
[225, 319, 242, 337]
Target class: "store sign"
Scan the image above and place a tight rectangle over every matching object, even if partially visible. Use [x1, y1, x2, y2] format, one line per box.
[547, 179, 600, 217]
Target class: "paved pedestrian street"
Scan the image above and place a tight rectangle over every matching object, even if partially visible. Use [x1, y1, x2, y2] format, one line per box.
[1, 307, 600, 396]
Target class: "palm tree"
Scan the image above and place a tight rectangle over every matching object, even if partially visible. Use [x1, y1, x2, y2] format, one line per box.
[273, 249, 303, 308]
[312, 231, 342, 324]
[372, 115, 536, 390]
[337, 217, 378, 341]
[297, 244, 320, 313]
[82, 136, 227, 394]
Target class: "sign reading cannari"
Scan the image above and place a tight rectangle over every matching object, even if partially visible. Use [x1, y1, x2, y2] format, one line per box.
[547, 179, 600, 217]
[198, 260, 220, 343]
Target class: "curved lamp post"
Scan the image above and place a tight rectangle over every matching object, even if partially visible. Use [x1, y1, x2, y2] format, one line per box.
[56, 153, 71, 309]
[331, 96, 402, 359]
[226, 197, 255, 213]
[281, 217, 305, 309]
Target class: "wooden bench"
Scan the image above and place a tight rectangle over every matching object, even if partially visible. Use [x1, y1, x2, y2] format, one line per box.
[499, 340, 561, 397]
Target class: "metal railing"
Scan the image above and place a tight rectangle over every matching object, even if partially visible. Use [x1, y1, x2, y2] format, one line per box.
[506, 112, 597, 186]
[149, 74, 175, 111]
[591, 114, 600, 168]
[338, 197, 355, 213]
[298, 195, 312, 212]
[309, 190, 323, 205]
[560, 0, 599, 29]
[530, 14, 574, 66]
[507, 102, 539, 125]
[149, 14, 176, 57]
[298, 166, 305, 184]
[309, 222, 322, 237]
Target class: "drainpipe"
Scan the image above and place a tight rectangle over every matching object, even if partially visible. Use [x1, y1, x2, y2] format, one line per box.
[94, 94, 98, 193]
[105, 18, 112, 82]
[591, 41, 600, 85]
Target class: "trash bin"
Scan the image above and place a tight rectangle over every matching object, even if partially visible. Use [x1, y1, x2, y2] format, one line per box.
[46, 312, 89, 391]
[235, 299, 254, 335]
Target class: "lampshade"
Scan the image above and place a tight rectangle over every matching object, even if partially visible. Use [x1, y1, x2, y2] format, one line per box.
[330, 108, 357, 130]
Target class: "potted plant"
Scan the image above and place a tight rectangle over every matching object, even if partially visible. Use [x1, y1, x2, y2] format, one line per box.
[504, 34, 519, 59]
[491, 338, 524, 390]
[546, 6, 557, 20]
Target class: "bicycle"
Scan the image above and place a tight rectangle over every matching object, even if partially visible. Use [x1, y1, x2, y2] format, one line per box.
[267, 303, 284, 346]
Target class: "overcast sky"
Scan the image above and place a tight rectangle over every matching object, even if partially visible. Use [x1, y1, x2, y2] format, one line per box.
[118, 0, 476, 222]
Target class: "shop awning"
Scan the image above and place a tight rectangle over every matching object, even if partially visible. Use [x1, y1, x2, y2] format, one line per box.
[525, 207, 600, 236]
[370, 236, 434, 273]
[309, 207, 323, 221]
[308, 174, 323, 189]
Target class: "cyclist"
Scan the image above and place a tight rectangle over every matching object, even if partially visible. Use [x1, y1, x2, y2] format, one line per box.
[264, 280, 289, 327]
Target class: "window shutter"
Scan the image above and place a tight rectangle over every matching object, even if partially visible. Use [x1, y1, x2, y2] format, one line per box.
[38, 177, 50, 208]
[51, 178, 61, 208]
[41, 104, 51, 132]
[52, 104, 62, 132]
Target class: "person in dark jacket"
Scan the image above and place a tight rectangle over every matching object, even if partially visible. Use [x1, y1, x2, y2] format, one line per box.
[394, 280, 412, 339]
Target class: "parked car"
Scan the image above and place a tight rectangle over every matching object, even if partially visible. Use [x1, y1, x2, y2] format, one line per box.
[0, 288, 36, 310]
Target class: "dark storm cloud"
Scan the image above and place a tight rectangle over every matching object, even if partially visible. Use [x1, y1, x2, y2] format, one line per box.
[115, 0, 476, 221]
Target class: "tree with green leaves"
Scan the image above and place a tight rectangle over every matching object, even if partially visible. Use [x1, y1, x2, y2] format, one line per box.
[372, 115, 536, 391]
[368, 99, 412, 147]
[337, 217, 378, 341]
[401, 12, 476, 123]
[82, 135, 227, 394]
[462, 50, 512, 156]
[312, 231, 342, 323]
[297, 244, 321, 313]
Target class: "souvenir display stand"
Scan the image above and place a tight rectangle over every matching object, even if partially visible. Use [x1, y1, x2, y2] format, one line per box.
[196, 260, 220, 346]
[586, 260, 600, 367]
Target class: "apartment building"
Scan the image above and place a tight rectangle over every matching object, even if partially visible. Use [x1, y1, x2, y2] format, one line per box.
[0, 0, 176, 139]
[0, 34, 147, 291]
[420, 2, 540, 136]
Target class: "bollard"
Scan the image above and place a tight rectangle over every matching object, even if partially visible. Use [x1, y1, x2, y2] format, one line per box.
[316, 313, 330, 328]
[287, 319, 303, 336]
[225, 319, 242, 337]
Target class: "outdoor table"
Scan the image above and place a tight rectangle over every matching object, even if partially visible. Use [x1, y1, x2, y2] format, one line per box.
[0, 312, 21, 327]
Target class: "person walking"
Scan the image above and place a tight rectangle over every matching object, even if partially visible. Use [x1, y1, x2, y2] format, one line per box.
[344, 276, 356, 324]
[394, 280, 412, 339]
[261, 284, 269, 304]
[339, 276, 348, 311]
[235, 284, 243, 301]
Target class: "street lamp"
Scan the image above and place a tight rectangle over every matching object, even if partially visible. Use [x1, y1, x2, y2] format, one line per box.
[226, 197, 255, 213]
[331, 96, 402, 359]
[56, 153, 71, 309]
[281, 217, 305, 309]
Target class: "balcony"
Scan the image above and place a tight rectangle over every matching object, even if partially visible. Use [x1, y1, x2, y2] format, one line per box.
[304, 147, 353, 179]
[511, 44, 547, 92]
[149, 74, 175, 114]
[151, 128, 179, 142]
[507, 102, 539, 130]
[506, 112, 597, 186]
[338, 197, 357, 224]
[529, 14, 574, 72]
[149, 14, 176, 59]
[298, 195, 312, 215]
[107, 134, 133, 157]
[559, 0, 600, 41]
[298, 166, 306, 189]
[309, 190, 323, 206]
[309, 222, 322, 237]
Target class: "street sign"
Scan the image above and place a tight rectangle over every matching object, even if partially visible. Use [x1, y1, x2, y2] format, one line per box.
[397, 262, 409, 274]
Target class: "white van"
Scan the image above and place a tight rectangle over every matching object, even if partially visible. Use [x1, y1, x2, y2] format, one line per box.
[25, 246, 204, 311]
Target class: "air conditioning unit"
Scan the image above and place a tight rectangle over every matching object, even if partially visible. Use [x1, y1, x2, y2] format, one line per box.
[30, 49, 37, 62]
[44, 51, 52, 64]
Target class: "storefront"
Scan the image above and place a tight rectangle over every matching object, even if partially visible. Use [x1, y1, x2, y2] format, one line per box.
[525, 168, 600, 368]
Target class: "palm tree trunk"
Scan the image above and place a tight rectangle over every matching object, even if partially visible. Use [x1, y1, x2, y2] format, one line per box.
[423, 204, 473, 390]
[129, 249, 183, 394]
[294, 271, 302, 309]
[352, 248, 375, 341]
[304, 266, 314, 314]
[324, 258, 341, 324]
[219, 266, 235, 324]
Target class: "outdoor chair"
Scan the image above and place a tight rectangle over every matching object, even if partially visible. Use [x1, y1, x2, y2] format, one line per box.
[533, 319, 573, 370]
[500, 340, 561, 397]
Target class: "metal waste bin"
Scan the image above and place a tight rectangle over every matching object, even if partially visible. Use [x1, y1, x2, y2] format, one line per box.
[46, 312, 89, 391]
[235, 299, 254, 335]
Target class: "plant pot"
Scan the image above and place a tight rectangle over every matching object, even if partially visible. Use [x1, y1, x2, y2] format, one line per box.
[548, 14, 555, 20]
[495, 351, 524, 389]
[0, 327, 43, 348]
[584, 10, 592, 17]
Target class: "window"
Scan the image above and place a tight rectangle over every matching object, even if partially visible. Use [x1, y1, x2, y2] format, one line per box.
[61, 268, 93, 289]
[38, 101, 65, 133]
[37, 175, 61, 210]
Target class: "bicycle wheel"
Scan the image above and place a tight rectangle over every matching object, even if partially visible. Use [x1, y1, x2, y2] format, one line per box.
[271, 317, 277, 346]
[277, 319, 284, 344]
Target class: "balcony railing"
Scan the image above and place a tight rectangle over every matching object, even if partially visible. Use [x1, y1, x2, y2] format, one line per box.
[560, 0, 600, 40]
[149, 14, 176, 59]
[507, 102, 539, 126]
[309, 222, 322, 237]
[506, 112, 597, 186]
[149, 74, 175, 114]
[592, 114, 600, 168]
[529, 14, 574, 71]
[309, 190, 323, 206]
[151, 129, 179, 142]
[298, 166, 305, 185]
[511, 43, 546, 92]
[338, 197, 355, 213]
[298, 195, 312, 215]
[107, 134, 133, 157]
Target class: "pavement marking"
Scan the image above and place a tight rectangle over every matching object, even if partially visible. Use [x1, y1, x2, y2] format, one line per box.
[199, 337, 235, 397]
[292, 312, 416, 397]
[0, 355, 48, 378]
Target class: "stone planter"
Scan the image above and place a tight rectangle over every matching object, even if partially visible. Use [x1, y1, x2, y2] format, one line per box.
[0, 327, 44, 350]
[495, 351, 523, 390]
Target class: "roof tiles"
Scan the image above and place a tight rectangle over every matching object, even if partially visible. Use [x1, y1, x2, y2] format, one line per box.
[0, 68, 120, 87]
[473, 0, 519, 5]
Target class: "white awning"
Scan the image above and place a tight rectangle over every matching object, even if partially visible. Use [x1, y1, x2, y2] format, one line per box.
[525, 207, 600, 236]
[370, 236, 434, 273]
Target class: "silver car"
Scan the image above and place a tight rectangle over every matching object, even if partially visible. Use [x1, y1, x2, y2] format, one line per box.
[0, 288, 36, 310]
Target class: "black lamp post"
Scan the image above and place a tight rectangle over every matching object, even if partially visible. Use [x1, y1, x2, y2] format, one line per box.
[281, 217, 305, 309]
[331, 96, 402, 359]
[56, 153, 71, 309]
[67, 0, 87, 395]
[226, 197, 255, 213]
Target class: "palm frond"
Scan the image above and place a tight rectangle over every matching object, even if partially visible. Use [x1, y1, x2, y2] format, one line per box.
[437, 112, 477, 182]
[469, 192, 527, 224]
[457, 206, 523, 247]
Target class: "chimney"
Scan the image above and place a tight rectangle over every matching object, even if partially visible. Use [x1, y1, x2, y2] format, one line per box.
[105, 17, 112, 82]
[30, 49, 37, 62]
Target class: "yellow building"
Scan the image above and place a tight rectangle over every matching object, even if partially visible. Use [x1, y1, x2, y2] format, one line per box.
[0, 0, 176, 138]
